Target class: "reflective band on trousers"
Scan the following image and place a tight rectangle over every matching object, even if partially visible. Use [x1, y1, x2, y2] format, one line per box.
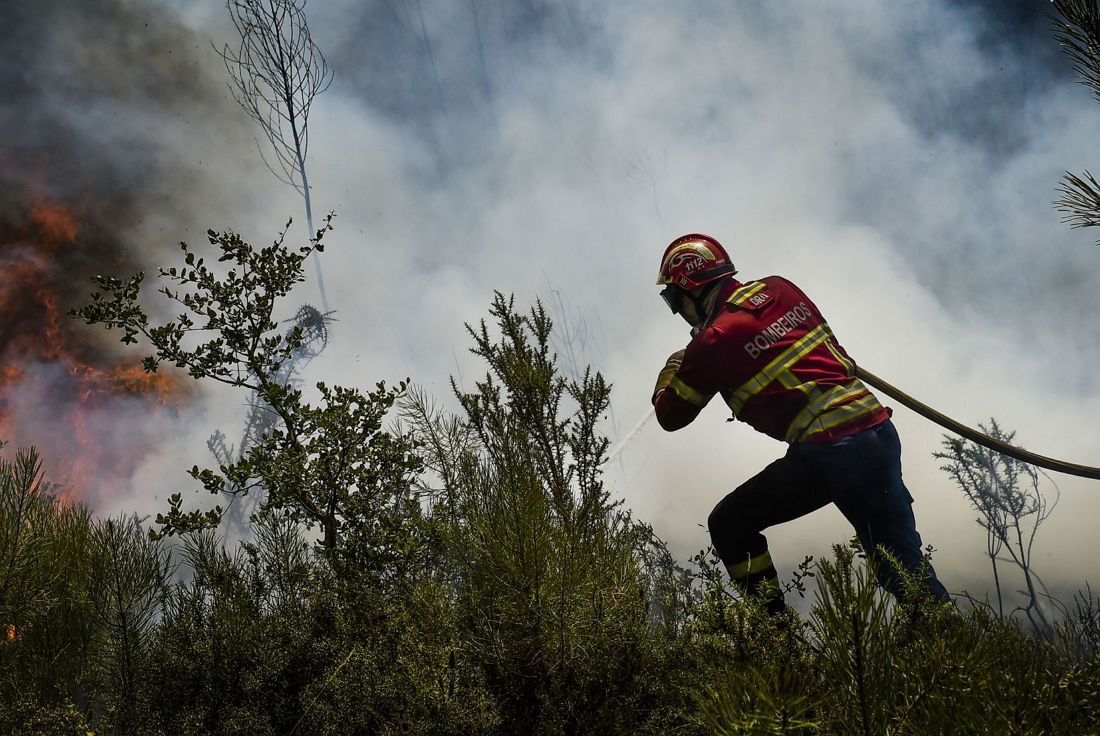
[726, 550, 773, 579]
[726, 324, 832, 414]
[784, 380, 875, 442]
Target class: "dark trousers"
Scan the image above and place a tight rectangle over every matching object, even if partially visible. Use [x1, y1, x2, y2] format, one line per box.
[708, 420, 948, 603]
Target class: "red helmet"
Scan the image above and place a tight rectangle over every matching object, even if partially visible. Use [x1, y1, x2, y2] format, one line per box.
[655, 233, 737, 289]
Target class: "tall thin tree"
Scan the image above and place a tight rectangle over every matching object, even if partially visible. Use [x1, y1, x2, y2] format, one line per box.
[219, 0, 333, 310]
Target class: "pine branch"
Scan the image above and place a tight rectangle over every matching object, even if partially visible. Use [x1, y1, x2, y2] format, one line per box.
[1052, 0, 1100, 102]
[1055, 170, 1100, 244]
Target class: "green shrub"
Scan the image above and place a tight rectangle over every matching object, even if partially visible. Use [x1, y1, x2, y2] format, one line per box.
[405, 293, 680, 734]
[4, 221, 1087, 733]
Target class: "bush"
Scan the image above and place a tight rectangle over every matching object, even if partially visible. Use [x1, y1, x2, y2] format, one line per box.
[2, 222, 1088, 732]
[405, 293, 681, 735]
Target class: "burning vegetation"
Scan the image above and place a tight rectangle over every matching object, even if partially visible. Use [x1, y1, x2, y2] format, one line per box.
[0, 168, 188, 506]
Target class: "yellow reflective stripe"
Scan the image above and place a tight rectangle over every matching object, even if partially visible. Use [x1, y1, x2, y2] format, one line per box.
[668, 376, 712, 407]
[784, 382, 871, 442]
[796, 392, 884, 442]
[728, 324, 830, 412]
[726, 550, 773, 579]
[825, 338, 854, 374]
[727, 281, 765, 305]
[778, 370, 814, 394]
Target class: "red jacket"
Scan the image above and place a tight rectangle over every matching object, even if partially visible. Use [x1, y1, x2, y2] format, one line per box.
[654, 276, 889, 443]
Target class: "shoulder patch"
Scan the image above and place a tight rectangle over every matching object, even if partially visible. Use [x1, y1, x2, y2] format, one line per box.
[727, 281, 773, 311]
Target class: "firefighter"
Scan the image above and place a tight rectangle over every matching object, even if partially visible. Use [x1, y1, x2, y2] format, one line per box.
[652, 233, 948, 613]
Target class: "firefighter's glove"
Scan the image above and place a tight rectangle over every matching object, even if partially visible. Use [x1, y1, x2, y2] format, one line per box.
[652, 349, 686, 404]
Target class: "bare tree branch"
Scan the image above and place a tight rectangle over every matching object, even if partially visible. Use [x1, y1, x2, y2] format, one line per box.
[935, 419, 1056, 637]
[218, 0, 333, 309]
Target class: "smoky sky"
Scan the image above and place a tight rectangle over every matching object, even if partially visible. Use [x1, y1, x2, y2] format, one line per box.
[5, 0, 1100, 608]
[0, 0, 261, 284]
[306, 0, 1100, 374]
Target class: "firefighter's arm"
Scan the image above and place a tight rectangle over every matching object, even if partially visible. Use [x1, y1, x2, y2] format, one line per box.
[651, 349, 685, 402]
[652, 348, 711, 431]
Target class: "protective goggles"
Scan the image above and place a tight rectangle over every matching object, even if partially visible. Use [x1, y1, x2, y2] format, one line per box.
[660, 285, 684, 315]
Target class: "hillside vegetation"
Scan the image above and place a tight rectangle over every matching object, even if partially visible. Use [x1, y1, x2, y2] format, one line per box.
[0, 225, 1097, 734]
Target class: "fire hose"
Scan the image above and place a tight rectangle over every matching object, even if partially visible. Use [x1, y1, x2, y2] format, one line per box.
[607, 365, 1100, 480]
[855, 365, 1100, 481]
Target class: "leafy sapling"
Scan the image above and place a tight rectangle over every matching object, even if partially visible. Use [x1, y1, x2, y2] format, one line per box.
[71, 217, 422, 557]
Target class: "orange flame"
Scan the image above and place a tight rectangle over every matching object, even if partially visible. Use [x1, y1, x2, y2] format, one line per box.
[0, 198, 190, 506]
[28, 202, 78, 244]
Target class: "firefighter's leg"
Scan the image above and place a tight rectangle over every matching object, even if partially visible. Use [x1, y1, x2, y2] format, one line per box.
[708, 451, 829, 614]
[823, 421, 950, 603]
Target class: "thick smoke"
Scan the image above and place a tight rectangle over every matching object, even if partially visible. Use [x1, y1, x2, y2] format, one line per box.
[295, 0, 1100, 604]
[4, 0, 1099, 609]
[0, 0, 256, 506]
